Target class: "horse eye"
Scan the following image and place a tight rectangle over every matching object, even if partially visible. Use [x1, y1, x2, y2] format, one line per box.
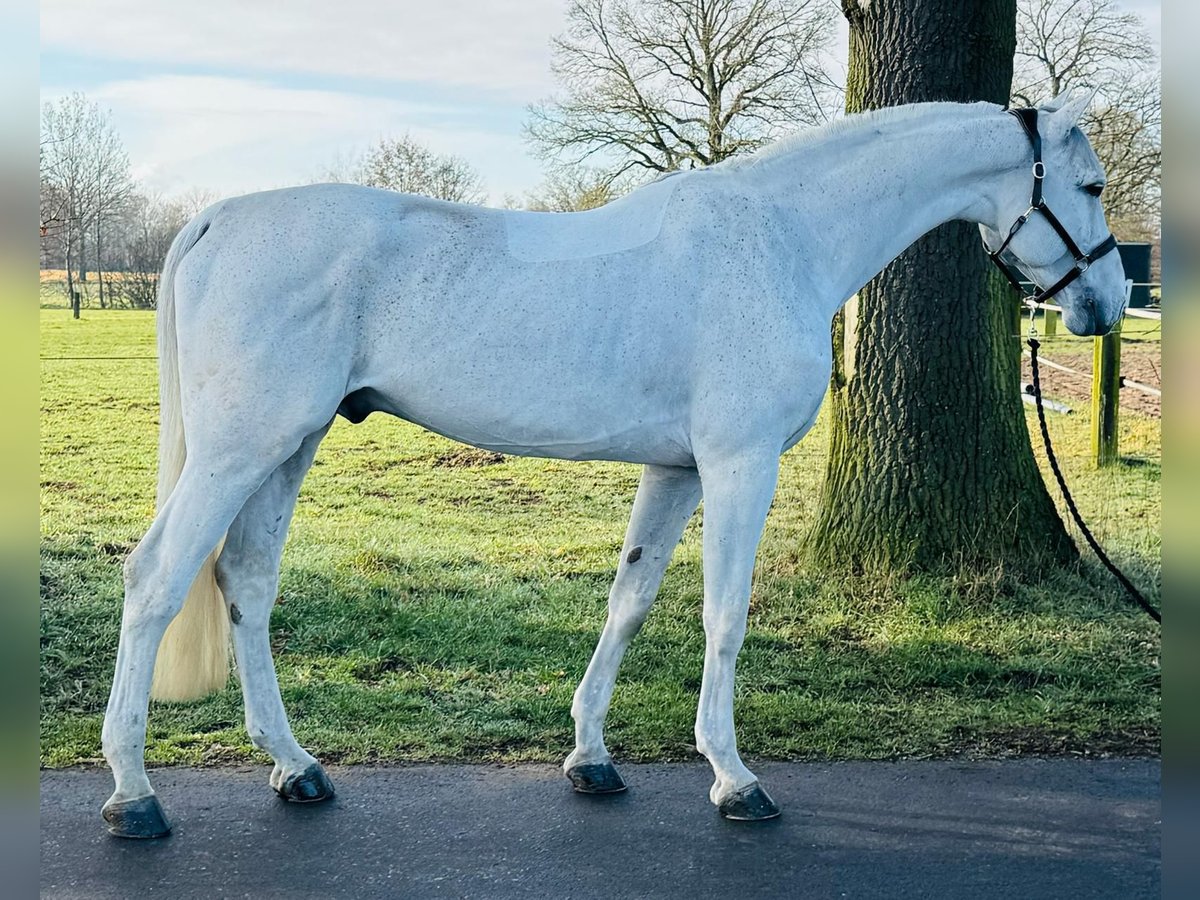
[1083, 183, 1105, 197]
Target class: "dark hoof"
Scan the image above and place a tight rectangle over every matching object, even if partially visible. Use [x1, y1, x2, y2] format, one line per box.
[718, 782, 781, 821]
[566, 761, 627, 794]
[102, 794, 172, 839]
[275, 763, 336, 803]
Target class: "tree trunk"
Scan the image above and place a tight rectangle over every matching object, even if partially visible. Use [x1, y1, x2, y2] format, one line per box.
[96, 214, 105, 309]
[65, 219, 79, 320]
[808, 0, 1074, 571]
[76, 220, 88, 317]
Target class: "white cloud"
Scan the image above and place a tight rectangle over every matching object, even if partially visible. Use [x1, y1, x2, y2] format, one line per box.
[40, 1, 1157, 203]
[41, 0, 568, 100]
[43, 75, 542, 202]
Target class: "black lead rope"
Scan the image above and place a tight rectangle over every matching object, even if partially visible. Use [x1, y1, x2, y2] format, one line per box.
[1026, 336, 1162, 623]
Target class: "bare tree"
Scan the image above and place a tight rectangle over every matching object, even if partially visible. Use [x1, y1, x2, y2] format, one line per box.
[176, 186, 219, 219]
[526, 0, 836, 180]
[326, 135, 486, 203]
[90, 117, 134, 309]
[40, 93, 132, 318]
[1013, 0, 1151, 102]
[41, 94, 94, 317]
[112, 193, 189, 310]
[39, 170, 69, 267]
[1013, 0, 1160, 240]
[526, 167, 623, 211]
[1081, 73, 1160, 241]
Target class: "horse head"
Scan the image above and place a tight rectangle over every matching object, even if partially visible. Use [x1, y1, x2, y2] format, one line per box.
[981, 89, 1128, 336]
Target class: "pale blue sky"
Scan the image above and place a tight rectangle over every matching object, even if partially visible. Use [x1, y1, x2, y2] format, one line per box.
[39, 0, 1161, 206]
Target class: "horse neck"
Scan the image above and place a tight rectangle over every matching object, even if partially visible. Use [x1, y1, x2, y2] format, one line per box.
[747, 105, 1019, 314]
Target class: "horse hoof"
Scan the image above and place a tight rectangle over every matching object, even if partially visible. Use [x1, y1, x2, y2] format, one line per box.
[274, 762, 336, 803]
[566, 761, 627, 794]
[718, 782, 781, 821]
[102, 794, 172, 839]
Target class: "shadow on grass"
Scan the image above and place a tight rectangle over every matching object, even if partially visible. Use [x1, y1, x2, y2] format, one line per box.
[1119, 456, 1160, 474]
[40, 533, 1160, 768]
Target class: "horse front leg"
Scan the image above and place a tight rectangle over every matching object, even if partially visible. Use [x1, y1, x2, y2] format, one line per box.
[694, 447, 781, 820]
[565, 464, 701, 793]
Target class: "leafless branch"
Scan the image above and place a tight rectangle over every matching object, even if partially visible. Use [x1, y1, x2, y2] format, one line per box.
[324, 135, 486, 204]
[1014, 0, 1160, 238]
[526, 0, 837, 180]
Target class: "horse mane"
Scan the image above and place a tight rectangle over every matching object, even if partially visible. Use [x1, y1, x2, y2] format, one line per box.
[716, 101, 1004, 172]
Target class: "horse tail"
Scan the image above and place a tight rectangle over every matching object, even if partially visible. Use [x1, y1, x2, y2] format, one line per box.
[149, 213, 231, 702]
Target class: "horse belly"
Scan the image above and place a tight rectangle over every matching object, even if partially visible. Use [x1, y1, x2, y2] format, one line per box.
[347, 376, 695, 466]
[349, 278, 699, 465]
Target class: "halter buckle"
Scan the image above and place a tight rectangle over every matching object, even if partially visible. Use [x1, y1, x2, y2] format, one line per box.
[1032, 161, 1046, 179]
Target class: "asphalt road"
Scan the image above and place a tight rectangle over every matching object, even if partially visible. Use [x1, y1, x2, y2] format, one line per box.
[41, 759, 1160, 899]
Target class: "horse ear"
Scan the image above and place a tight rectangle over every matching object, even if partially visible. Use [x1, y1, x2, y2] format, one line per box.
[1042, 88, 1097, 138]
[1040, 92, 1068, 113]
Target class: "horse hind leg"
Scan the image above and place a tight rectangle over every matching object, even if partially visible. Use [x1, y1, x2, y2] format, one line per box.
[214, 424, 335, 803]
[565, 464, 701, 794]
[101, 442, 309, 838]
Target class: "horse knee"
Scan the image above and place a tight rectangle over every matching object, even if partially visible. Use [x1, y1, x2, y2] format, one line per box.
[213, 550, 248, 601]
[215, 564, 275, 632]
[122, 540, 151, 592]
[121, 548, 181, 631]
[702, 609, 748, 655]
[606, 591, 653, 642]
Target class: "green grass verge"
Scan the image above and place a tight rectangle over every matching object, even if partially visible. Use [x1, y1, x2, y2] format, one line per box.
[40, 309, 1160, 767]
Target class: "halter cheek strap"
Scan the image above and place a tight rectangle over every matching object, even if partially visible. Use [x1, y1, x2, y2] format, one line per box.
[985, 108, 1118, 304]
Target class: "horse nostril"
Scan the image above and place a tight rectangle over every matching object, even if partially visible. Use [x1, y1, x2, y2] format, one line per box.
[1084, 296, 1110, 336]
[1065, 296, 1103, 336]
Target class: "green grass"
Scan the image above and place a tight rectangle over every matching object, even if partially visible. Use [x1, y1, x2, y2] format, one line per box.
[40, 309, 1160, 768]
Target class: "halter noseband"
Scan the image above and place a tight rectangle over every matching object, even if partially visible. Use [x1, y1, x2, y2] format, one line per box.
[984, 107, 1118, 304]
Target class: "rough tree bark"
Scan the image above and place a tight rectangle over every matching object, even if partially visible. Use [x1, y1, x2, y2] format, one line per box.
[807, 0, 1075, 571]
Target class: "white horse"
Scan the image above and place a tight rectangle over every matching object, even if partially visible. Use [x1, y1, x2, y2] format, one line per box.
[101, 93, 1125, 837]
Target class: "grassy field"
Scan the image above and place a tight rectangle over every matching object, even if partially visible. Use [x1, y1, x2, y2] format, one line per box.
[40, 309, 1160, 769]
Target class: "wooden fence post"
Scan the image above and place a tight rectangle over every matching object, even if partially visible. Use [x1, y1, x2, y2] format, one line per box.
[1091, 318, 1121, 466]
[1043, 305, 1057, 337]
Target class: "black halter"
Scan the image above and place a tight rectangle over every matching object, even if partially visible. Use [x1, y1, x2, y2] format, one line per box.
[984, 107, 1118, 303]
